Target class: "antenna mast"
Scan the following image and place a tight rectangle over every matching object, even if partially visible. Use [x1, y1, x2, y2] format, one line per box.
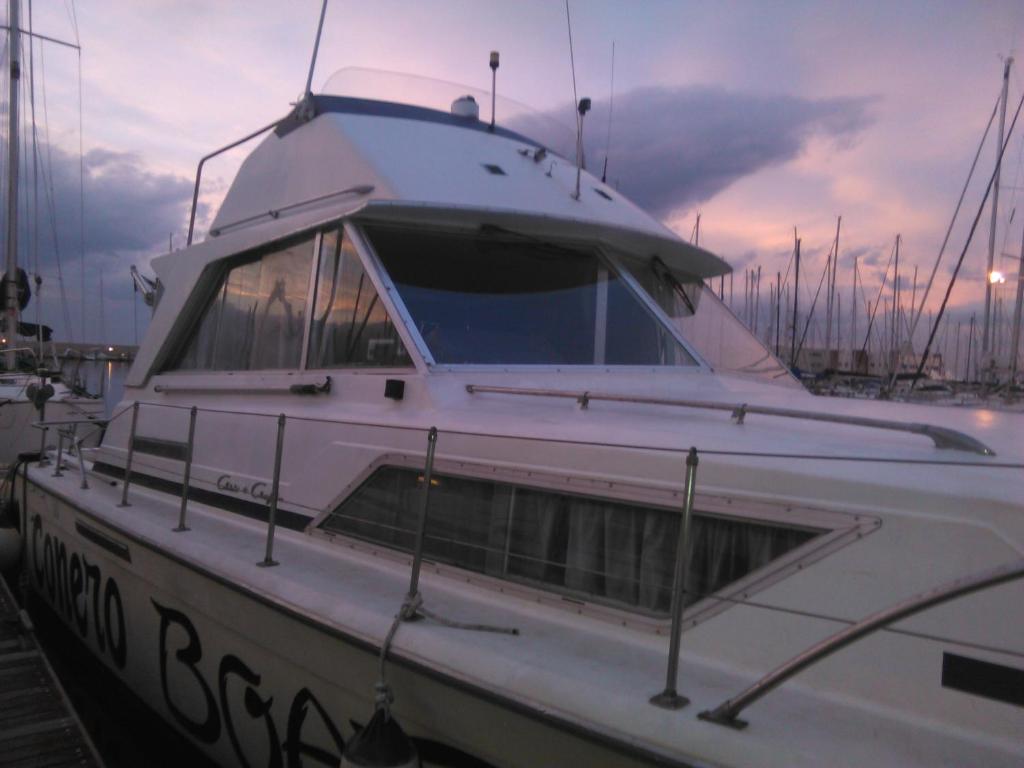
[489, 51, 499, 131]
[303, 0, 329, 98]
[602, 41, 615, 183]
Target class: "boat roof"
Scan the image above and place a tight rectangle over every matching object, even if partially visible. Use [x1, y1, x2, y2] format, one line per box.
[204, 94, 730, 279]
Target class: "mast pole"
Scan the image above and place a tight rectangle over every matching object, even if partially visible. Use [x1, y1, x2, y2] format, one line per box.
[831, 216, 841, 355]
[983, 57, 1013, 372]
[790, 230, 800, 368]
[775, 271, 781, 357]
[1009, 222, 1024, 386]
[755, 265, 761, 334]
[967, 313, 976, 381]
[5, 0, 22, 370]
[892, 234, 900, 374]
[851, 255, 858, 369]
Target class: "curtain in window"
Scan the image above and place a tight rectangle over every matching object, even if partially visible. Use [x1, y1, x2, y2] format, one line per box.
[321, 466, 818, 616]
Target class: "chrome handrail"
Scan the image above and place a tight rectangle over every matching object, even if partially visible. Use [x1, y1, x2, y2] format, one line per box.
[464, 384, 996, 456]
[698, 557, 1024, 728]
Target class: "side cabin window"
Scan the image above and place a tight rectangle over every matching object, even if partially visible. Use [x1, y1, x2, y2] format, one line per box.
[319, 466, 819, 615]
[307, 227, 412, 368]
[171, 236, 315, 371]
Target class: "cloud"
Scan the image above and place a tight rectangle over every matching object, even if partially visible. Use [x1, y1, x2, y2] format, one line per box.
[566, 85, 874, 218]
[12, 142, 200, 343]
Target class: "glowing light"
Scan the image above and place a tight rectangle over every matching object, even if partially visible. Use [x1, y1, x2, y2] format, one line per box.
[107, 346, 114, 352]
[989, 270, 1006, 284]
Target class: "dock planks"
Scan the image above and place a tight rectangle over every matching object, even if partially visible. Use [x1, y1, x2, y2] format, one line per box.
[0, 575, 103, 768]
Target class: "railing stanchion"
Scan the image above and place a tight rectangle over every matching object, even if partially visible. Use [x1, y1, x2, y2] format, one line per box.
[37, 401, 48, 466]
[174, 406, 198, 532]
[52, 431, 64, 477]
[650, 446, 698, 710]
[118, 402, 140, 507]
[402, 426, 438, 620]
[258, 414, 286, 567]
[76, 438, 90, 490]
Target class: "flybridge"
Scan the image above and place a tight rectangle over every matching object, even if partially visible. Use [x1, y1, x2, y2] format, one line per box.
[273, 94, 554, 151]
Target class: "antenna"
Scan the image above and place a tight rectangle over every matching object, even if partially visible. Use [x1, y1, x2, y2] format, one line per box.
[304, 0, 330, 98]
[489, 51, 500, 131]
[603, 41, 615, 183]
[565, 0, 580, 134]
[574, 98, 591, 200]
[565, 0, 590, 200]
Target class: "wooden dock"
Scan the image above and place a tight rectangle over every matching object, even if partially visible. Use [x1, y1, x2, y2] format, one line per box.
[0, 575, 104, 768]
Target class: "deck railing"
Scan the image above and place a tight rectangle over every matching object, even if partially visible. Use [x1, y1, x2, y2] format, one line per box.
[30, 399, 1024, 728]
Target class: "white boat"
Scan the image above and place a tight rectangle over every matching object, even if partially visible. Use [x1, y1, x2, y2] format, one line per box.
[0, 363, 104, 467]
[13, 58, 1024, 768]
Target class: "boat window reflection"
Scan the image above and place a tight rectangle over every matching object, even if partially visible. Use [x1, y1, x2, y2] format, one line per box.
[307, 227, 412, 368]
[364, 225, 696, 367]
[320, 466, 819, 615]
[622, 255, 800, 386]
[170, 237, 315, 371]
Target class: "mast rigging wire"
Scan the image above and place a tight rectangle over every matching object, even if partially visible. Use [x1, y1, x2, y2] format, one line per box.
[912, 87, 1024, 388]
[37, 43, 73, 341]
[861, 237, 898, 353]
[795, 241, 835, 359]
[909, 92, 1000, 343]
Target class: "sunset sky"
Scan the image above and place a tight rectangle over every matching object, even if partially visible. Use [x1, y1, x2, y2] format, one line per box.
[4, 0, 1024, 351]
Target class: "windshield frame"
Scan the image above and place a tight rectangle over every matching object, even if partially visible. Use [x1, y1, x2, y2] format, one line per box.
[350, 220, 711, 373]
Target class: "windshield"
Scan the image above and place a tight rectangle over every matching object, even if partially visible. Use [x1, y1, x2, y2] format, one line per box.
[363, 225, 697, 367]
[322, 68, 576, 158]
[620, 255, 800, 386]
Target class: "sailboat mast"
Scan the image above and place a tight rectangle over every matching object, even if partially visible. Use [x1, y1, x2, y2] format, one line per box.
[790, 229, 800, 367]
[851, 255, 858, 367]
[892, 234, 901, 373]
[982, 57, 1012, 371]
[4, 0, 22, 369]
[1010, 217, 1024, 384]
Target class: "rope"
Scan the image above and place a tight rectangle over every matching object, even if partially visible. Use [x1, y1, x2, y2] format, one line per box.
[374, 587, 517, 718]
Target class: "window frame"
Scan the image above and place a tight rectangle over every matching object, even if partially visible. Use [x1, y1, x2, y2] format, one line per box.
[309, 453, 879, 632]
[351, 220, 712, 373]
[161, 230, 320, 375]
[160, 221, 430, 377]
[301, 222, 419, 372]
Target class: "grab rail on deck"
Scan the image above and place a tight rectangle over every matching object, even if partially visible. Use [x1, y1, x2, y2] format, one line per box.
[698, 557, 1024, 729]
[464, 384, 996, 456]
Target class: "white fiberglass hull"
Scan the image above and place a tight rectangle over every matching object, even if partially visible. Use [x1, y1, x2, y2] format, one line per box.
[22, 475, 665, 768]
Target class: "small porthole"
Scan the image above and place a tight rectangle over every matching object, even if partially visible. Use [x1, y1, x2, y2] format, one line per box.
[594, 188, 613, 201]
[482, 163, 507, 176]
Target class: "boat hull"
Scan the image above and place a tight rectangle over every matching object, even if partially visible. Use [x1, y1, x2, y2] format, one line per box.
[21, 475, 677, 768]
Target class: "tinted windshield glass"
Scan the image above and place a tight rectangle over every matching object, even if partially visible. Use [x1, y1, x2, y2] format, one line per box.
[621, 255, 799, 387]
[364, 225, 696, 367]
